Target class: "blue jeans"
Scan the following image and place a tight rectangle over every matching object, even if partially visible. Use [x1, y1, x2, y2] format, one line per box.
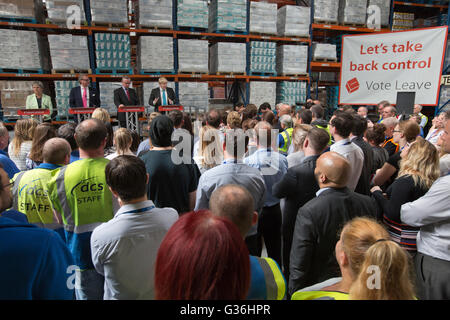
[75, 269, 104, 300]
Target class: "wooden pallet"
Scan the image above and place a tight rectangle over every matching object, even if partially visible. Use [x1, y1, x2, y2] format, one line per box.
[52, 69, 92, 75]
[342, 22, 366, 28]
[280, 73, 309, 78]
[314, 19, 338, 25]
[139, 70, 176, 75]
[215, 72, 246, 76]
[91, 21, 129, 28]
[179, 71, 206, 75]
[0, 68, 43, 74]
[95, 68, 133, 75]
[137, 25, 173, 31]
[248, 71, 277, 77]
[0, 15, 37, 23]
[312, 58, 338, 62]
[46, 18, 88, 27]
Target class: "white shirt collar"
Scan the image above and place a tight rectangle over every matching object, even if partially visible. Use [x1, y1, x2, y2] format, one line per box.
[115, 200, 156, 218]
[316, 187, 332, 197]
[332, 138, 350, 147]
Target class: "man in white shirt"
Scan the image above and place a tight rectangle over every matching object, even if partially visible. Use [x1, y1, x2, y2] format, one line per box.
[401, 110, 450, 300]
[91, 155, 178, 300]
[149, 77, 176, 113]
[329, 111, 364, 191]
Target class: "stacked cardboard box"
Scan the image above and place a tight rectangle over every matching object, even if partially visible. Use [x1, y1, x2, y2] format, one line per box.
[210, 42, 246, 74]
[54, 80, 78, 118]
[99, 82, 123, 116]
[95, 33, 131, 70]
[339, 0, 368, 25]
[137, 0, 172, 28]
[392, 12, 414, 31]
[177, 0, 208, 29]
[250, 1, 277, 35]
[0, 0, 38, 19]
[138, 36, 174, 72]
[248, 81, 276, 108]
[178, 39, 208, 73]
[0, 81, 33, 117]
[277, 5, 310, 37]
[48, 34, 90, 70]
[368, 0, 391, 27]
[45, 0, 86, 24]
[90, 0, 128, 25]
[312, 43, 337, 61]
[209, 0, 247, 33]
[276, 45, 308, 75]
[249, 41, 277, 74]
[178, 82, 209, 112]
[0, 30, 41, 70]
[276, 81, 307, 106]
[314, 0, 339, 23]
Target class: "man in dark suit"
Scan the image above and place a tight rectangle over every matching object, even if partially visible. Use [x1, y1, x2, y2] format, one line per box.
[69, 74, 100, 110]
[114, 76, 140, 128]
[351, 114, 374, 196]
[149, 77, 176, 113]
[288, 151, 377, 295]
[272, 127, 330, 284]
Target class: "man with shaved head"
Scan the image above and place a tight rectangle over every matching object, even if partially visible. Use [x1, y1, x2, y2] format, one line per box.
[11, 137, 72, 240]
[288, 151, 378, 295]
[209, 184, 286, 300]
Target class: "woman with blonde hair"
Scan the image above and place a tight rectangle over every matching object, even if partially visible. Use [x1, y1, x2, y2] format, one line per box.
[91, 108, 111, 123]
[349, 239, 415, 300]
[292, 217, 390, 300]
[26, 123, 57, 169]
[371, 137, 440, 252]
[106, 128, 135, 160]
[194, 125, 223, 174]
[9, 118, 38, 170]
[287, 124, 312, 168]
[226, 111, 241, 129]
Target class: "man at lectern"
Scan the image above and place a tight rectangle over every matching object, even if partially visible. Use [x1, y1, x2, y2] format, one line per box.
[149, 77, 176, 113]
[114, 76, 140, 128]
[69, 74, 100, 110]
[25, 81, 54, 122]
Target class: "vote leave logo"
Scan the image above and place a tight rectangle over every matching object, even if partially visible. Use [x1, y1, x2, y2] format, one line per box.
[346, 78, 360, 94]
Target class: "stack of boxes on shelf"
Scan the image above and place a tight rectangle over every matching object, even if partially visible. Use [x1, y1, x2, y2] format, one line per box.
[0, 0, 40, 21]
[178, 39, 209, 73]
[248, 82, 277, 108]
[0, 30, 42, 71]
[249, 1, 277, 35]
[48, 34, 90, 71]
[143, 81, 175, 110]
[177, 0, 209, 30]
[136, 0, 172, 29]
[313, 0, 339, 23]
[54, 80, 78, 118]
[312, 43, 337, 61]
[95, 33, 131, 72]
[338, 0, 368, 25]
[368, 0, 391, 27]
[0, 81, 33, 117]
[45, 0, 85, 24]
[392, 12, 414, 31]
[209, 0, 247, 33]
[99, 82, 122, 116]
[277, 5, 310, 37]
[414, 14, 448, 28]
[276, 45, 308, 76]
[210, 42, 246, 74]
[249, 41, 277, 75]
[277, 81, 307, 106]
[138, 36, 174, 73]
[90, 0, 128, 26]
[178, 82, 209, 112]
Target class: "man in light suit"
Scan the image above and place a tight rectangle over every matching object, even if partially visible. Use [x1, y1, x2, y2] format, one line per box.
[149, 77, 176, 114]
[69, 74, 100, 111]
[113, 76, 140, 128]
[25, 81, 54, 122]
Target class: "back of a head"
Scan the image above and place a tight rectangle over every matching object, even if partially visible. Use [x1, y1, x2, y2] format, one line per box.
[149, 115, 174, 148]
[42, 137, 71, 165]
[169, 110, 184, 128]
[306, 127, 330, 153]
[114, 128, 133, 154]
[382, 117, 398, 129]
[398, 120, 420, 143]
[227, 111, 241, 129]
[317, 151, 351, 187]
[182, 112, 194, 136]
[224, 128, 249, 159]
[279, 104, 291, 116]
[263, 110, 275, 125]
[259, 102, 271, 113]
[292, 124, 312, 150]
[75, 118, 107, 151]
[331, 112, 354, 138]
[310, 104, 324, 119]
[298, 109, 312, 124]
[365, 123, 386, 145]
[241, 119, 257, 131]
[199, 125, 223, 169]
[349, 240, 415, 300]
[209, 184, 254, 238]
[340, 217, 390, 279]
[279, 114, 293, 129]
[129, 130, 140, 153]
[91, 107, 111, 123]
[0, 122, 8, 139]
[57, 122, 78, 151]
[105, 155, 147, 202]
[207, 109, 221, 129]
[29, 123, 57, 162]
[12, 118, 38, 148]
[351, 114, 368, 137]
[155, 210, 250, 300]
[254, 121, 272, 148]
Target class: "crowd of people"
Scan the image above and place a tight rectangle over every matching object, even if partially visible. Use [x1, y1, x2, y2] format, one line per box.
[0, 98, 449, 301]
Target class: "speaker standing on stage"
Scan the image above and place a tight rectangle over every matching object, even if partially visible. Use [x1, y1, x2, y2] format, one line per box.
[69, 74, 100, 109]
[149, 77, 176, 112]
[114, 76, 140, 128]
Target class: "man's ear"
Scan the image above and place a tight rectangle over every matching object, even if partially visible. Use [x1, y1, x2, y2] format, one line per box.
[146, 173, 149, 185]
[108, 186, 119, 199]
[251, 211, 258, 226]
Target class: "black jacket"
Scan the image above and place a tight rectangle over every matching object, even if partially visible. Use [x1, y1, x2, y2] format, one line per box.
[273, 155, 320, 282]
[288, 187, 377, 294]
[353, 136, 374, 196]
[113, 87, 140, 122]
[149, 87, 176, 109]
[69, 86, 100, 109]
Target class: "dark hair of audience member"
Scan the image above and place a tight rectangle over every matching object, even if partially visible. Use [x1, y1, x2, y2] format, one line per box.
[28, 123, 57, 162]
[365, 123, 386, 145]
[57, 122, 78, 151]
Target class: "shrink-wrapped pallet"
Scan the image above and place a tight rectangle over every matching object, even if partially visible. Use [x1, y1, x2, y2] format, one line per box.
[138, 36, 174, 72]
[99, 82, 123, 116]
[276, 45, 308, 75]
[54, 80, 79, 118]
[368, 0, 391, 27]
[0, 81, 34, 117]
[0, 30, 41, 70]
[90, 0, 128, 25]
[312, 43, 337, 61]
[339, 0, 368, 25]
[210, 42, 246, 74]
[209, 0, 247, 33]
[178, 82, 209, 111]
[95, 33, 131, 70]
[177, 0, 208, 29]
[248, 81, 276, 108]
[45, 0, 86, 23]
[48, 34, 90, 70]
[249, 41, 276, 74]
[277, 5, 310, 37]
[250, 1, 277, 35]
[276, 81, 307, 106]
[137, 0, 172, 28]
[178, 39, 208, 73]
[314, 0, 339, 23]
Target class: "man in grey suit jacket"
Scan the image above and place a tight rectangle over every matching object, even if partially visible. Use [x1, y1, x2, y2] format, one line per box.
[149, 77, 176, 113]
[289, 151, 377, 295]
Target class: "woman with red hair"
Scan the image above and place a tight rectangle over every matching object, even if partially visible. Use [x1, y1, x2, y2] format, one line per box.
[155, 210, 251, 300]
